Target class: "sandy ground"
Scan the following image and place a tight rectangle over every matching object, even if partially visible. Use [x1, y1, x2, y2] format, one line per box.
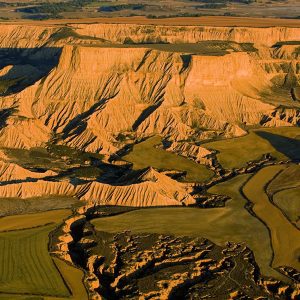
[1, 16, 300, 27]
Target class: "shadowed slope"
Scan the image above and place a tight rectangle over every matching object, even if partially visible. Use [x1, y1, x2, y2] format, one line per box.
[255, 130, 300, 161]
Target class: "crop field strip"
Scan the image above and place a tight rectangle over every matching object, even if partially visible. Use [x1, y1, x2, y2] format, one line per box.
[0, 209, 81, 299]
[0, 209, 71, 232]
[52, 258, 88, 300]
[0, 225, 70, 297]
[273, 187, 300, 229]
[267, 163, 300, 229]
[242, 165, 300, 272]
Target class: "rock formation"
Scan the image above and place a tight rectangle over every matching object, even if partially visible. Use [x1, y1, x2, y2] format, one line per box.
[0, 23, 298, 156]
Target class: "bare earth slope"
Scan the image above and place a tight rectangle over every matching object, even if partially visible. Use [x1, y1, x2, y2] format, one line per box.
[0, 22, 299, 155]
[0, 21, 298, 208]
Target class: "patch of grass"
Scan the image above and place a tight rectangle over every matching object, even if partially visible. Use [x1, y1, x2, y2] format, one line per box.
[267, 163, 300, 195]
[0, 196, 77, 217]
[273, 187, 300, 229]
[109, 41, 257, 56]
[123, 136, 213, 182]
[0, 78, 19, 94]
[87, 42, 257, 56]
[52, 258, 88, 300]
[48, 144, 104, 163]
[92, 174, 283, 280]
[4, 144, 104, 172]
[0, 209, 71, 232]
[71, 166, 103, 178]
[204, 127, 300, 169]
[0, 224, 70, 297]
[243, 165, 300, 271]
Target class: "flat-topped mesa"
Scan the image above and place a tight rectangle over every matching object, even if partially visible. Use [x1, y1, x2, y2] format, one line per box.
[0, 23, 299, 49]
[0, 43, 296, 152]
[72, 24, 300, 47]
[0, 36, 299, 153]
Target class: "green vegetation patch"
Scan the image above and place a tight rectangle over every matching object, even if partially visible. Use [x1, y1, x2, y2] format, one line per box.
[4, 144, 104, 172]
[0, 225, 70, 297]
[243, 165, 300, 271]
[53, 258, 88, 300]
[115, 41, 257, 56]
[0, 209, 71, 232]
[99, 4, 145, 12]
[267, 164, 300, 195]
[273, 187, 300, 229]
[123, 136, 213, 182]
[0, 196, 77, 217]
[0, 78, 19, 95]
[204, 127, 300, 169]
[16, 0, 93, 18]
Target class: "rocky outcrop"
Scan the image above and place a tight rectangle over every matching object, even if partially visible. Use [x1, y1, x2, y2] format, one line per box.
[0, 160, 56, 182]
[79, 167, 195, 206]
[72, 24, 300, 46]
[54, 214, 86, 262]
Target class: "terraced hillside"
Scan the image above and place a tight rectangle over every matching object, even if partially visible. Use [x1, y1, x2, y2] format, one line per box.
[0, 20, 299, 299]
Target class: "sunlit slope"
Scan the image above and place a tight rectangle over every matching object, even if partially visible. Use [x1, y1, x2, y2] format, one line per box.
[0, 22, 298, 156]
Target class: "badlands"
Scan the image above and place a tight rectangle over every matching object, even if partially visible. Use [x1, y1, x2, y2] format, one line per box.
[0, 16, 299, 299]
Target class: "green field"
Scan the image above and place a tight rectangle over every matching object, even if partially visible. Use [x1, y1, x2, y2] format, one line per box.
[273, 187, 300, 229]
[204, 127, 300, 169]
[92, 174, 284, 280]
[123, 136, 213, 182]
[267, 164, 300, 195]
[91, 41, 257, 56]
[0, 196, 77, 217]
[52, 258, 88, 300]
[0, 209, 71, 232]
[0, 225, 70, 297]
[4, 144, 104, 173]
[243, 165, 300, 271]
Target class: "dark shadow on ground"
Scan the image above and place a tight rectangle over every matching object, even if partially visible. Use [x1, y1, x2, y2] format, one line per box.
[255, 130, 300, 161]
[0, 108, 16, 129]
[0, 47, 62, 95]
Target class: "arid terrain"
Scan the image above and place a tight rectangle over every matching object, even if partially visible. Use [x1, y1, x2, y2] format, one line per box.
[0, 10, 299, 300]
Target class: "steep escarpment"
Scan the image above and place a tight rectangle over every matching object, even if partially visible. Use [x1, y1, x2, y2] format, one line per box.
[0, 24, 60, 48]
[72, 24, 300, 47]
[0, 23, 298, 157]
[0, 42, 298, 154]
